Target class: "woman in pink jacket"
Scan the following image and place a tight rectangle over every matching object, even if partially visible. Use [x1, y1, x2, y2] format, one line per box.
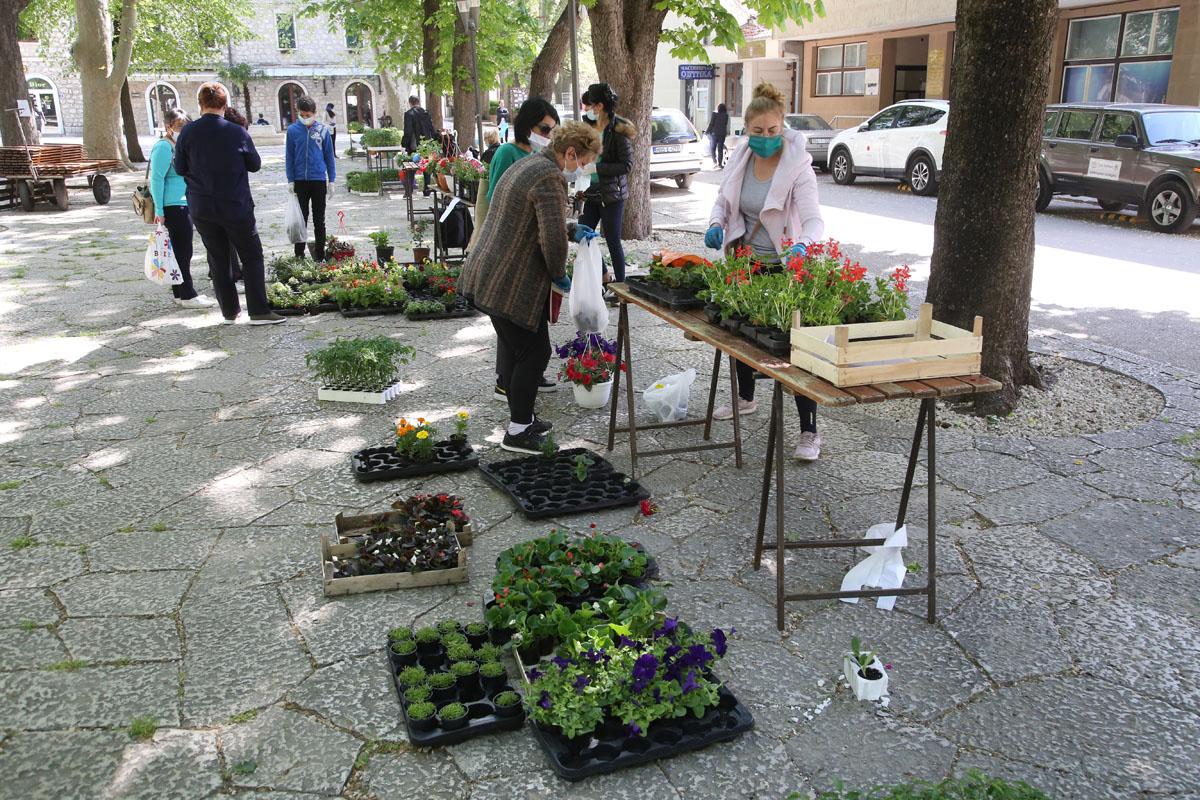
[705, 82, 826, 461]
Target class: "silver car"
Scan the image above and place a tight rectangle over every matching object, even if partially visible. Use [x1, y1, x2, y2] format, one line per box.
[1038, 103, 1200, 233]
[728, 113, 835, 170]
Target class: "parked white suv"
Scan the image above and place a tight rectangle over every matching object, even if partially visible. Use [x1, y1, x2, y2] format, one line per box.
[828, 100, 949, 195]
[649, 108, 704, 189]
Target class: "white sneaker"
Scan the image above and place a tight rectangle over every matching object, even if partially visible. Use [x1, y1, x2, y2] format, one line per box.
[174, 294, 217, 309]
[712, 399, 756, 420]
[222, 313, 242, 326]
[793, 432, 822, 461]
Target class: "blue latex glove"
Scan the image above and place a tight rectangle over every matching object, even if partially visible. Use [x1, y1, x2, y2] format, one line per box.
[572, 224, 598, 243]
[553, 275, 572, 293]
[704, 225, 724, 250]
[788, 241, 808, 260]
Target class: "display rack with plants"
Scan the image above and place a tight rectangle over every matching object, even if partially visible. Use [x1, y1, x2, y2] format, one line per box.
[626, 251, 711, 309]
[384, 621, 526, 745]
[479, 447, 649, 519]
[352, 413, 479, 481]
[307, 337, 414, 404]
[319, 519, 466, 597]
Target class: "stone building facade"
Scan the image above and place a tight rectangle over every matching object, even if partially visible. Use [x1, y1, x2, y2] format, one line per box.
[17, 0, 418, 138]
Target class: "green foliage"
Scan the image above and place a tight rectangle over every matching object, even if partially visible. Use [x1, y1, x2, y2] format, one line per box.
[803, 771, 1050, 800]
[9, 535, 35, 550]
[660, 0, 824, 61]
[0, 480, 21, 490]
[228, 709, 258, 724]
[573, 453, 594, 482]
[428, 672, 457, 689]
[397, 666, 428, 686]
[474, 643, 503, 662]
[368, 230, 391, 247]
[19, 620, 40, 632]
[445, 642, 476, 662]
[438, 701, 467, 720]
[414, 626, 441, 644]
[128, 717, 158, 740]
[406, 701, 436, 721]
[231, 759, 257, 776]
[493, 689, 521, 707]
[388, 627, 414, 642]
[404, 684, 432, 704]
[360, 127, 406, 147]
[479, 660, 507, 678]
[150, 522, 168, 532]
[450, 660, 478, 677]
[437, 619, 463, 635]
[46, 659, 88, 672]
[305, 337, 414, 389]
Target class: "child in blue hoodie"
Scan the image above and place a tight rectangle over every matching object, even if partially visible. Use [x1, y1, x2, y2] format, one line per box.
[285, 95, 336, 260]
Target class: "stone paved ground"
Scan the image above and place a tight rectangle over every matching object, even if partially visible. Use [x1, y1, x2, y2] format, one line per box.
[1, 151, 1199, 799]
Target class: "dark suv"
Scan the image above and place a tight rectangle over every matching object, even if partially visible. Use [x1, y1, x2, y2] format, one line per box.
[1038, 103, 1200, 233]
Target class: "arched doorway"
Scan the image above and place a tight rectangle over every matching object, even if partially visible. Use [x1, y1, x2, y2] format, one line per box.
[344, 81, 374, 127]
[146, 82, 179, 132]
[278, 82, 306, 128]
[26, 76, 62, 134]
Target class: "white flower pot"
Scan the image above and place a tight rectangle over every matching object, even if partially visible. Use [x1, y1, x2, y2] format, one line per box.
[843, 654, 888, 701]
[572, 380, 613, 409]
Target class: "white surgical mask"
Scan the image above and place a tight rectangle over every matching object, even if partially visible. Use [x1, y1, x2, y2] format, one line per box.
[300, 116, 316, 127]
[574, 171, 591, 194]
[529, 132, 550, 150]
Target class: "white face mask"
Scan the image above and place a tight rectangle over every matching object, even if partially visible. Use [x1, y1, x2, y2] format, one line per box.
[583, 109, 598, 122]
[300, 116, 316, 127]
[529, 132, 550, 151]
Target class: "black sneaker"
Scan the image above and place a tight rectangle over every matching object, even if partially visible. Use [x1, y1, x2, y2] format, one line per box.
[248, 312, 287, 326]
[493, 384, 508, 402]
[528, 417, 553, 435]
[538, 376, 557, 392]
[501, 430, 549, 455]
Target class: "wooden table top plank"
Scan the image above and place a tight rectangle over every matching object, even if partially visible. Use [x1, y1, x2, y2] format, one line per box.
[610, 283, 999, 407]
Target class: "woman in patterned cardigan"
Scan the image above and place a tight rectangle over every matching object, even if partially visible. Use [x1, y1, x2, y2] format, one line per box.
[460, 122, 602, 454]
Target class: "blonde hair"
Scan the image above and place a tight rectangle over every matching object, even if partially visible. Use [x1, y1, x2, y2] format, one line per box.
[484, 129, 500, 147]
[744, 82, 786, 125]
[550, 121, 602, 156]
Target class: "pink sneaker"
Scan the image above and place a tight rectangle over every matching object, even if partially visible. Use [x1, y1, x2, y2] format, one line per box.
[793, 432, 821, 461]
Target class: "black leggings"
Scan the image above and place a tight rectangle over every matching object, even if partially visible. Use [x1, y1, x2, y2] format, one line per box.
[736, 361, 817, 433]
[293, 180, 327, 260]
[578, 199, 626, 282]
[491, 314, 550, 425]
[711, 135, 726, 167]
[162, 205, 197, 300]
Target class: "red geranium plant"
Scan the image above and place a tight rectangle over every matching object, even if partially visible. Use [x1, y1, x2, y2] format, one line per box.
[556, 332, 622, 387]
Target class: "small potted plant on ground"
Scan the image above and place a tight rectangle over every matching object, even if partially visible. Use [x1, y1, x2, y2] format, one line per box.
[446, 642, 476, 664]
[493, 690, 522, 718]
[479, 659, 508, 693]
[844, 636, 888, 701]
[556, 332, 622, 409]
[369, 230, 394, 263]
[325, 234, 356, 262]
[404, 684, 432, 706]
[474, 642, 502, 662]
[437, 701, 469, 731]
[306, 337, 415, 401]
[395, 417, 439, 463]
[410, 219, 430, 264]
[450, 411, 470, 450]
[428, 671, 458, 704]
[396, 665, 428, 690]
[390, 637, 417, 666]
[414, 627, 442, 656]
[407, 701, 438, 732]
[464, 622, 488, 648]
[436, 619, 462, 635]
[451, 659, 480, 696]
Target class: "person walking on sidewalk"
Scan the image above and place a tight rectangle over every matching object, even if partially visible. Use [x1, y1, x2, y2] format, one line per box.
[325, 102, 338, 156]
[705, 103, 729, 169]
[173, 82, 284, 325]
[285, 96, 336, 262]
[578, 83, 634, 295]
[705, 83, 824, 459]
[150, 109, 215, 310]
[460, 122, 602, 454]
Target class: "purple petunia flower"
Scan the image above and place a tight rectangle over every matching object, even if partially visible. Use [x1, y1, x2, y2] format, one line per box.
[552, 655, 571, 671]
[526, 667, 543, 681]
[681, 669, 699, 694]
[573, 674, 590, 692]
[711, 628, 728, 657]
[617, 634, 638, 649]
[583, 648, 606, 663]
[664, 644, 682, 661]
[683, 644, 714, 669]
[631, 653, 659, 693]
[538, 691, 552, 710]
[626, 722, 642, 738]
[654, 617, 679, 639]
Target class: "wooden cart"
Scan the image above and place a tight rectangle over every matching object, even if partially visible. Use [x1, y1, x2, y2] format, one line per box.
[0, 144, 123, 212]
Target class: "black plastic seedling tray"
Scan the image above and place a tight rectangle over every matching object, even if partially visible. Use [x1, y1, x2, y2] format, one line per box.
[478, 448, 650, 519]
[529, 685, 754, 781]
[404, 295, 478, 321]
[339, 304, 406, 318]
[386, 642, 525, 746]
[625, 276, 705, 310]
[352, 442, 479, 482]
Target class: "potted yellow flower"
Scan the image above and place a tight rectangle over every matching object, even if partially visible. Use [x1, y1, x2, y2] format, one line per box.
[396, 417, 438, 462]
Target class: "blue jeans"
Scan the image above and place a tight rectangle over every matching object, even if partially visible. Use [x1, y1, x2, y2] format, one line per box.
[579, 198, 626, 282]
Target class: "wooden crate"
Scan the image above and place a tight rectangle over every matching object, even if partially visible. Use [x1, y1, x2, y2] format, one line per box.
[334, 509, 473, 547]
[790, 303, 982, 387]
[320, 529, 468, 597]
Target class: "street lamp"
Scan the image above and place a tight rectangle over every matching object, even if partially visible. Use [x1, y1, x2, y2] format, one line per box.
[455, 0, 485, 154]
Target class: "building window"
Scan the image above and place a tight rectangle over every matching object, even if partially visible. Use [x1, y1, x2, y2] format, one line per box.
[1062, 7, 1178, 103]
[815, 42, 867, 96]
[27, 76, 61, 133]
[345, 30, 361, 51]
[276, 13, 297, 51]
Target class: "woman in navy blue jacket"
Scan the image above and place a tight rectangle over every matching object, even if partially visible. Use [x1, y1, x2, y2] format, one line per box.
[285, 95, 336, 261]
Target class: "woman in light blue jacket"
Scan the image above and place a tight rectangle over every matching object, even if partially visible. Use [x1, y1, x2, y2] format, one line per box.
[150, 108, 214, 308]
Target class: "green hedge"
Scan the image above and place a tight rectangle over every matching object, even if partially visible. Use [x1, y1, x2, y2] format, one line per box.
[795, 772, 1051, 800]
[360, 127, 404, 148]
[346, 171, 381, 192]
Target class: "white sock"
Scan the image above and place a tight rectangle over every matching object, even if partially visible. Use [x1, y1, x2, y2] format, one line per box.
[507, 421, 531, 436]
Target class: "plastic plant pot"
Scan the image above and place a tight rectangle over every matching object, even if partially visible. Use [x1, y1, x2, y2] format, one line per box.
[844, 654, 888, 701]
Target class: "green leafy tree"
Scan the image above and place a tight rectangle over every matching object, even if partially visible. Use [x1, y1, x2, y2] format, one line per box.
[217, 62, 266, 119]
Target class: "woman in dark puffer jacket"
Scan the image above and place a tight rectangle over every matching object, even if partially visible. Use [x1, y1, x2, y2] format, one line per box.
[578, 82, 636, 292]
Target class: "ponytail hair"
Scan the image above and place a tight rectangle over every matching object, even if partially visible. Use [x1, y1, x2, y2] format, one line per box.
[744, 82, 786, 124]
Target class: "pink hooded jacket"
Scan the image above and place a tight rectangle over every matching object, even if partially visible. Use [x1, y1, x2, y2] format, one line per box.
[708, 127, 825, 256]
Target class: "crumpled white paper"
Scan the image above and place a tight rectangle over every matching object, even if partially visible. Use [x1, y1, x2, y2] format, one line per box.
[840, 522, 907, 611]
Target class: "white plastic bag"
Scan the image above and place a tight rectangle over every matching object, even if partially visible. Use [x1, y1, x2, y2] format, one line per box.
[284, 193, 307, 244]
[643, 368, 696, 422]
[569, 238, 608, 334]
[143, 224, 182, 286]
[840, 523, 908, 611]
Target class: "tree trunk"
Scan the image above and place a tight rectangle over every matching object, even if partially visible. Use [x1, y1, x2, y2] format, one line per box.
[421, 0, 442, 130]
[119, 78, 144, 162]
[451, 14, 476, 151]
[72, 0, 138, 162]
[926, 0, 1057, 414]
[242, 83, 253, 120]
[529, 0, 576, 100]
[0, 0, 40, 147]
[587, 0, 667, 239]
